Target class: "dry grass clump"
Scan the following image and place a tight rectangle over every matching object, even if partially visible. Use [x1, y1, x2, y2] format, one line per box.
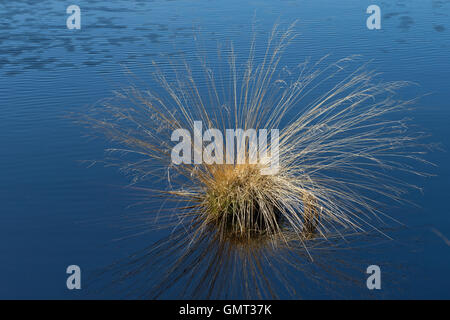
[84, 22, 432, 298]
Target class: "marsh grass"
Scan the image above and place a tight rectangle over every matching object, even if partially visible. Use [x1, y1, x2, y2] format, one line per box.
[82, 22, 433, 298]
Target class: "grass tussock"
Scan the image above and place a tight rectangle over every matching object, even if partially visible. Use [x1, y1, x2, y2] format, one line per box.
[83, 22, 433, 298]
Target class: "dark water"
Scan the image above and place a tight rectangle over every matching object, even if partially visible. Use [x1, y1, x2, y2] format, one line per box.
[1, 0, 449, 299]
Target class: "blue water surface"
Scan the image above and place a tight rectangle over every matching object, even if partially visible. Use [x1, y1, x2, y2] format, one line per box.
[0, 0, 449, 299]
